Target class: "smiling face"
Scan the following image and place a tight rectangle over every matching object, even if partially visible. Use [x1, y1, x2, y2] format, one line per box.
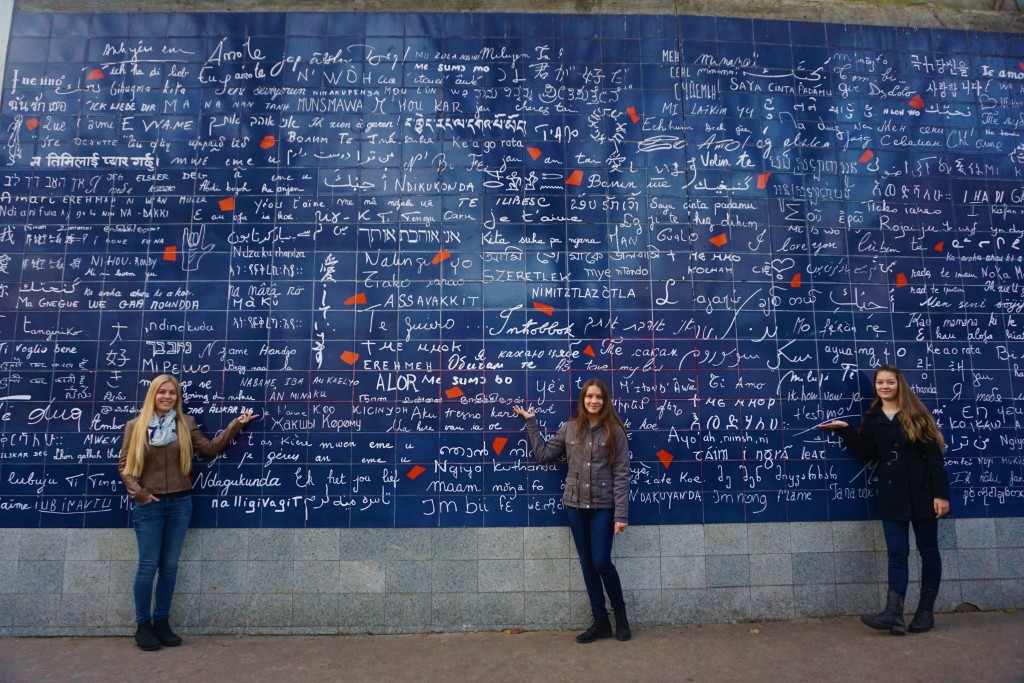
[154, 381, 178, 416]
[582, 384, 605, 417]
[875, 370, 899, 403]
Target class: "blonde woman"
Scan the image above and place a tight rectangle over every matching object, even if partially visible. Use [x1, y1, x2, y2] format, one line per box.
[118, 374, 258, 651]
[820, 365, 949, 635]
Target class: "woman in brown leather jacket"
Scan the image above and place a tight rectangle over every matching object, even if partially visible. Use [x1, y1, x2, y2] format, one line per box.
[513, 378, 631, 643]
[118, 374, 258, 651]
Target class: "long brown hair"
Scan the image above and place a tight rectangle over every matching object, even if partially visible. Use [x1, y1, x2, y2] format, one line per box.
[870, 365, 946, 452]
[123, 374, 193, 477]
[572, 379, 627, 464]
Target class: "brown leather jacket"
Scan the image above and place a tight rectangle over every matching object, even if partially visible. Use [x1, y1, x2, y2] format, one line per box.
[118, 413, 243, 502]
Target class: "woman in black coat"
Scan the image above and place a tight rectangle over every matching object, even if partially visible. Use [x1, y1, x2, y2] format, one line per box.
[820, 365, 950, 635]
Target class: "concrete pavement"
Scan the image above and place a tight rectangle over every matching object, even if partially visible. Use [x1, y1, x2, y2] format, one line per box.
[1, 610, 1022, 683]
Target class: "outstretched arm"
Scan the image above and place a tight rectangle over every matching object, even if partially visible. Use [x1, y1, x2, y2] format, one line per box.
[819, 418, 877, 463]
[190, 409, 257, 458]
[513, 404, 566, 465]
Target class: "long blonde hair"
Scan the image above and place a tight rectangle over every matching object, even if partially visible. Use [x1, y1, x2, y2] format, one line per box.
[572, 379, 627, 465]
[871, 365, 946, 452]
[123, 374, 193, 477]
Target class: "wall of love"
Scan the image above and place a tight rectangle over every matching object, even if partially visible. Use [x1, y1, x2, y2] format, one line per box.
[1, 10, 1023, 528]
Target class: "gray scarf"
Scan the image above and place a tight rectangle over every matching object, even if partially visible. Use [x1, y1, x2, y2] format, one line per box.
[147, 410, 178, 447]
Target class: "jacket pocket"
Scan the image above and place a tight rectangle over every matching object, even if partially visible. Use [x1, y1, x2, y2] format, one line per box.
[565, 471, 580, 504]
[593, 469, 612, 504]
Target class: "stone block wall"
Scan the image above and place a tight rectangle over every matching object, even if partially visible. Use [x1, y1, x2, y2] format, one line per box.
[2, 520, 1021, 635]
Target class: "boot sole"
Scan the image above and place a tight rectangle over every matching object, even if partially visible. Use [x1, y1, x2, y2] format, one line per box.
[135, 641, 161, 651]
[860, 615, 906, 634]
[859, 616, 891, 631]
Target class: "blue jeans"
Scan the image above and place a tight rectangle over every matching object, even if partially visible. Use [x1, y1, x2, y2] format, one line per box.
[882, 518, 941, 596]
[132, 495, 192, 623]
[565, 506, 625, 619]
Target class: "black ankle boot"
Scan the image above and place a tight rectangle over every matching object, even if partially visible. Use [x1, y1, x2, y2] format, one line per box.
[860, 589, 906, 635]
[908, 587, 938, 633]
[575, 615, 613, 643]
[613, 607, 631, 641]
[152, 618, 183, 647]
[134, 621, 162, 651]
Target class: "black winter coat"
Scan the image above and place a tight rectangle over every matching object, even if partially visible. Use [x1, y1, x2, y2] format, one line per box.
[836, 406, 950, 521]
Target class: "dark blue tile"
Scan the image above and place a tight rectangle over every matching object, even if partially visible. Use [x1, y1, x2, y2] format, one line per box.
[444, 13, 483, 36]
[522, 13, 559, 38]
[602, 38, 640, 64]
[681, 39, 718, 63]
[327, 12, 368, 36]
[87, 12, 126, 37]
[286, 35, 326, 58]
[211, 504, 267, 528]
[703, 497, 746, 524]
[563, 14, 600, 39]
[7, 37, 49, 62]
[403, 12, 444, 37]
[283, 12, 326, 36]
[189, 497, 218, 528]
[264, 505, 312, 528]
[129, 13, 168, 37]
[825, 22, 860, 48]
[754, 19, 791, 45]
[249, 12, 287, 36]
[968, 29, 1009, 57]
[680, 15, 717, 42]
[365, 12, 404, 36]
[755, 43, 794, 70]
[481, 13, 516, 37]
[781, 489, 831, 521]
[164, 12, 208, 37]
[601, 14, 639, 39]
[202, 11, 246, 35]
[51, 13, 92, 37]
[638, 14, 677, 41]
[750, 494, 788, 522]
[1002, 31, 1024, 55]
[930, 27, 969, 53]
[717, 16, 753, 44]
[789, 20, 826, 46]
[861, 25, 910, 51]
[393, 496, 438, 528]
[12, 11, 52, 37]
